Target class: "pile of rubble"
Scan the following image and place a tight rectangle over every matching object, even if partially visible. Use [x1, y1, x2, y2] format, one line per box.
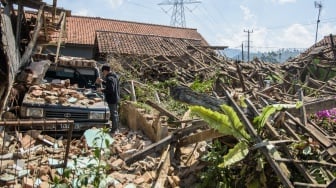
[1, 39, 336, 187]
[26, 84, 103, 106]
[0, 120, 207, 187]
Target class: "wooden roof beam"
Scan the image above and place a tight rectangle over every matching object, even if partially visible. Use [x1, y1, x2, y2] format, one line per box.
[10, 0, 71, 16]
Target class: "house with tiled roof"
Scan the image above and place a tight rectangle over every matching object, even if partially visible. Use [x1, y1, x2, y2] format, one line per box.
[93, 30, 204, 59]
[23, 12, 224, 83]
[45, 15, 209, 59]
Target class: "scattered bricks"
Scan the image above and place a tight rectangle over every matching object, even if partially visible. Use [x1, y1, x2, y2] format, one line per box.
[109, 172, 125, 184]
[41, 134, 56, 145]
[31, 89, 43, 97]
[144, 114, 154, 120]
[21, 134, 36, 149]
[11, 183, 21, 188]
[134, 176, 145, 185]
[38, 166, 51, 176]
[138, 108, 146, 114]
[124, 173, 137, 183]
[168, 167, 174, 174]
[39, 175, 49, 182]
[57, 140, 64, 148]
[112, 144, 123, 154]
[110, 159, 125, 170]
[121, 143, 133, 151]
[5, 179, 16, 187]
[0, 160, 14, 171]
[39, 181, 50, 188]
[49, 169, 58, 182]
[167, 176, 176, 187]
[27, 163, 38, 175]
[115, 183, 123, 188]
[119, 149, 137, 159]
[93, 97, 102, 102]
[172, 175, 181, 186]
[22, 177, 34, 188]
[142, 171, 155, 183]
[134, 165, 142, 176]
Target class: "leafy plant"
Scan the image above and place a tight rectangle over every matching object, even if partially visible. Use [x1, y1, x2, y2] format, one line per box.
[191, 105, 250, 168]
[253, 102, 302, 133]
[190, 77, 214, 93]
[191, 103, 298, 187]
[198, 140, 232, 188]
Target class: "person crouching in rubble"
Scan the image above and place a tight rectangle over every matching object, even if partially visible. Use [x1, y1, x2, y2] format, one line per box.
[96, 65, 120, 133]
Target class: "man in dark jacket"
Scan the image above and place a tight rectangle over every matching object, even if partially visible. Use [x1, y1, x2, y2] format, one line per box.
[96, 65, 120, 133]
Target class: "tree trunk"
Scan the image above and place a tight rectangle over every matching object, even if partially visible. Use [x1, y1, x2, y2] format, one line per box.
[170, 85, 226, 111]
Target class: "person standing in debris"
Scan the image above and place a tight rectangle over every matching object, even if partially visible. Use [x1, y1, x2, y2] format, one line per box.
[96, 65, 120, 133]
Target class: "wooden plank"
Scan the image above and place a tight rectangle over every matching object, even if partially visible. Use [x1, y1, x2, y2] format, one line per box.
[15, 3, 23, 48]
[124, 121, 207, 165]
[146, 100, 179, 120]
[11, 0, 71, 16]
[235, 61, 246, 92]
[299, 89, 307, 126]
[287, 97, 336, 116]
[186, 42, 223, 63]
[178, 129, 224, 147]
[286, 111, 335, 149]
[20, 4, 44, 68]
[165, 39, 208, 68]
[0, 4, 20, 113]
[54, 11, 65, 63]
[153, 145, 171, 188]
[125, 134, 173, 165]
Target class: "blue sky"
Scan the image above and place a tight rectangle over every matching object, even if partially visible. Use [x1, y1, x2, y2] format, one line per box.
[45, 0, 336, 52]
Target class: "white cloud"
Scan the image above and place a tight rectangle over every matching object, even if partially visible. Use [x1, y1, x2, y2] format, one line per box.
[274, 24, 314, 49]
[319, 24, 336, 38]
[214, 23, 315, 52]
[73, 9, 92, 16]
[250, 28, 269, 49]
[240, 5, 256, 21]
[216, 32, 245, 48]
[271, 0, 296, 4]
[105, 0, 124, 9]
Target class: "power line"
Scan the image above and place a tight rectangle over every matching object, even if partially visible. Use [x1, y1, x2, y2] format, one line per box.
[126, 0, 154, 9]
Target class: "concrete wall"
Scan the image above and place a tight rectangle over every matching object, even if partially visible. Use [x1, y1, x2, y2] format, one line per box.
[120, 101, 168, 142]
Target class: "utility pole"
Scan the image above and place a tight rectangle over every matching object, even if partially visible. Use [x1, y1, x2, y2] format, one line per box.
[158, 0, 201, 27]
[244, 29, 253, 62]
[241, 43, 244, 62]
[314, 1, 322, 44]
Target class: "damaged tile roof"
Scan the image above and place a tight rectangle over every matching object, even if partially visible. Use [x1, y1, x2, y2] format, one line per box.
[95, 30, 202, 56]
[52, 15, 208, 47]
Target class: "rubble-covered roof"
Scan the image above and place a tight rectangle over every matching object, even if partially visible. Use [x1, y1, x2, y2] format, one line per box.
[49, 15, 208, 47]
[95, 30, 202, 57]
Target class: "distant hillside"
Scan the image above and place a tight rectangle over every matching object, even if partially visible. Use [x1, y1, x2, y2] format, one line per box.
[223, 48, 304, 63]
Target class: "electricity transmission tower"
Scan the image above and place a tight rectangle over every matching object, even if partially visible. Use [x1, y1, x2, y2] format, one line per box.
[158, 0, 201, 27]
[314, 1, 322, 44]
